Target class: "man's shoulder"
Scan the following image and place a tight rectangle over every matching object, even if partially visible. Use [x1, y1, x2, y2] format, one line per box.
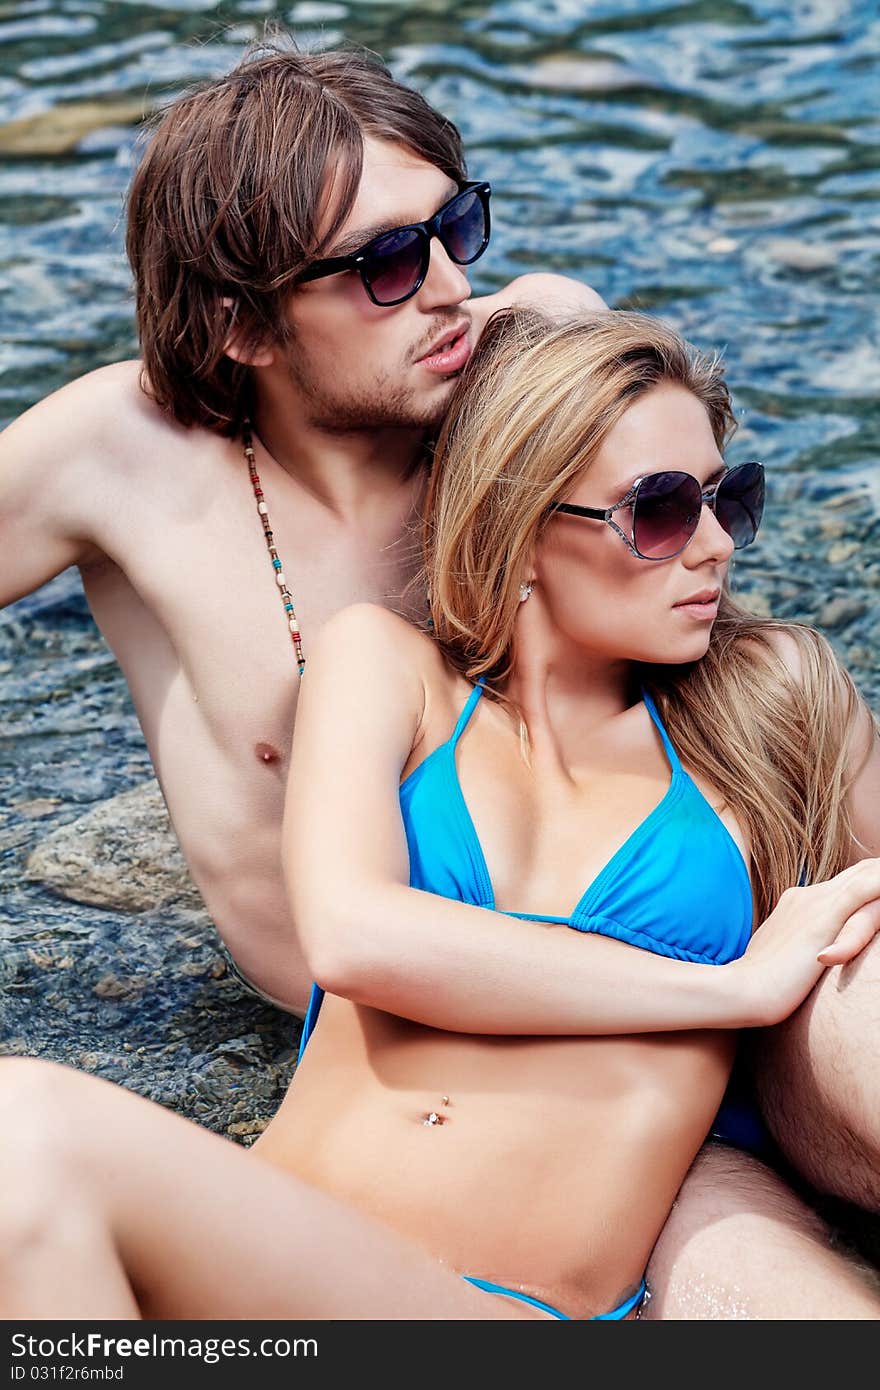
[7, 359, 204, 471]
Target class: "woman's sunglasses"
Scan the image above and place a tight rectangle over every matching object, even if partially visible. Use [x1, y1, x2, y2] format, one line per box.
[549, 461, 765, 561]
[297, 181, 491, 307]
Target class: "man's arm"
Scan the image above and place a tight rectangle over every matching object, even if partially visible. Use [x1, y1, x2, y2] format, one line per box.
[0, 374, 117, 607]
[470, 272, 608, 341]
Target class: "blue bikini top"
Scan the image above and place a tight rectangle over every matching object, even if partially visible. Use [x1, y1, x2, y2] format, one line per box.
[297, 683, 753, 1062]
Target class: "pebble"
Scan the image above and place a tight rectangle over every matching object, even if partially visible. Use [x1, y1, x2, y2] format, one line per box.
[12, 798, 59, 819]
[817, 596, 867, 629]
[26, 949, 56, 970]
[93, 973, 145, 1000]
[180, 960, 213, 978]
[227, 1118, 270, 1137]
[764, 238, 838, 272]
[524, 55, 640, 91]
[826, 541, 860, 564]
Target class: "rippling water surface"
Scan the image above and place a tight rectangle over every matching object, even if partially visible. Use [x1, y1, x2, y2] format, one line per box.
[0, 3, 877, 1142]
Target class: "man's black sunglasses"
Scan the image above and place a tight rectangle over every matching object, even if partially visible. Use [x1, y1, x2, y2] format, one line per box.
[298, 181, 492, 307]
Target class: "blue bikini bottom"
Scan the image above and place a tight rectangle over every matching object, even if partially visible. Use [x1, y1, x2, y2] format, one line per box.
[462, 1274, 648, 1320]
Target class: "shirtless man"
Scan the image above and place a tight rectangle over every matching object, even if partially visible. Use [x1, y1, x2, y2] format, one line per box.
[1, 39, 878, 1257]
[0, 45, 604, 1014]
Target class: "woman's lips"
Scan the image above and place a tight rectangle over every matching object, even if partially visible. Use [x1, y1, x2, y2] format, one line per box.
[673, 598, 720, 621]
[416, 330, 472, 375]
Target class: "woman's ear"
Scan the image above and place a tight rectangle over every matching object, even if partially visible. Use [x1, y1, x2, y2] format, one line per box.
[522, 547, 537, 589]
[221, 297, 275, 368]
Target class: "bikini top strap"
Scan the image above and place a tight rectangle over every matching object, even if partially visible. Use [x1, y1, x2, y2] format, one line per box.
[641, 688, 682, 776]
[450, 680, 485, 747]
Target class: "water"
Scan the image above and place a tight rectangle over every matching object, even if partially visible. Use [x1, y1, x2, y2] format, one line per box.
[0, 4, 877, 1153]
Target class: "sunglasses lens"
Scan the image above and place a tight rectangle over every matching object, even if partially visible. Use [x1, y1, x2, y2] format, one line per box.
[715, 462, 765, 549]
[364, 228, 426, 305]
[632, 472, 702, 559]
[438, 187, 489, 265]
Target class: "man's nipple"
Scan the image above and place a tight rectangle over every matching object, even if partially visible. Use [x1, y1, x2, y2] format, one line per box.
[255, 741, 281, 766]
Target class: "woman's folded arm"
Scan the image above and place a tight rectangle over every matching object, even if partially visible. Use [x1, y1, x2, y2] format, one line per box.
[283, 604, 880, 1037]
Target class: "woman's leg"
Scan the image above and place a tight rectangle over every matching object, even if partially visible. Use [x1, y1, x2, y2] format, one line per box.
[644, 1143, 880, 1319]
[0, 1058, 541, 1321]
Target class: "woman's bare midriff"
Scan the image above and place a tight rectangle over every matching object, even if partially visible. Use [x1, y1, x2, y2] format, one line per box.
[254, 988, 735, 1319]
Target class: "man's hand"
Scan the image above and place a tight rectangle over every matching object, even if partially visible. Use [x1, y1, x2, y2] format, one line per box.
[470, 272, 608, 341]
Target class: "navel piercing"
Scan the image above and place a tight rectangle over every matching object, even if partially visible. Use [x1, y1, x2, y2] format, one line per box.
[421, 1095, 452, 1125]
[519, 581, 533, 603]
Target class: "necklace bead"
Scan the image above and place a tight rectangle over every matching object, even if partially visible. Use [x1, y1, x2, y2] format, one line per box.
[244, 423, 305, 676]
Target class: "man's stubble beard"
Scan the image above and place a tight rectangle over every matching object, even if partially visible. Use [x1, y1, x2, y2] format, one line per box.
[286, 344, 451, 434]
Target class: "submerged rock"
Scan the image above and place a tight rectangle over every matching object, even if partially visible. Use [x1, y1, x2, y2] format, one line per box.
[0, 899, 299, 1141]
[0, 99, 149, 156]
[25, 780, 201, 912]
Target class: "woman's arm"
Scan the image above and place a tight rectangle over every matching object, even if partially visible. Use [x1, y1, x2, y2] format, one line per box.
[283, 605, 880, 1036]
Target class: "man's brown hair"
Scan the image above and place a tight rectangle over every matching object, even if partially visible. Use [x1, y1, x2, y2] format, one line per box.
[126, 41, 466, 436]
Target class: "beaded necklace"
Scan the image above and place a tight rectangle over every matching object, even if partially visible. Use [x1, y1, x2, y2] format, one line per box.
[243, 424, 306, 677]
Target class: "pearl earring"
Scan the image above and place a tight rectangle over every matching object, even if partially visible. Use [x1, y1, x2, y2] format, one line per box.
[519, 581, 533, 603]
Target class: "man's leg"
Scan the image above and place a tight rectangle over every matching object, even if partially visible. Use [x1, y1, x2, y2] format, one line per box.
[749, 938, 880, 1211]
[645, 1144, 880, 1319]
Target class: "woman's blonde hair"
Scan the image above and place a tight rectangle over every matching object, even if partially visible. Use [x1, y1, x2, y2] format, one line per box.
[423, 308, 871, 921]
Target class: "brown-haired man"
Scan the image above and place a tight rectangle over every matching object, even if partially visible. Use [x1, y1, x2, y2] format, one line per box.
[1, 43, 878, 1286]
[0, 44, 605, 1013]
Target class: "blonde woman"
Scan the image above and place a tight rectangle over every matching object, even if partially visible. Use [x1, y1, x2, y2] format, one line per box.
[2, 310, 879, 1321]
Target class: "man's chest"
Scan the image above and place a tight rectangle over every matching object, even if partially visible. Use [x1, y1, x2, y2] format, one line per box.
[81, 484, 426, 748]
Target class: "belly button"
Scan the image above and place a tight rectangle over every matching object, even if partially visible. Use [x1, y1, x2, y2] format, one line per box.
[254, 742, 281, 766]
[420, 1096, 452, 1126]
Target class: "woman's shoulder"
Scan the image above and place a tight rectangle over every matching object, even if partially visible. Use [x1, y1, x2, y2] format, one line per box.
[758, 624, 807, 675]
[309, 603, 457, 699]
[736, 618, 877, 821]
[313, 602, 437, 663]
[734, 618, 848, 701]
